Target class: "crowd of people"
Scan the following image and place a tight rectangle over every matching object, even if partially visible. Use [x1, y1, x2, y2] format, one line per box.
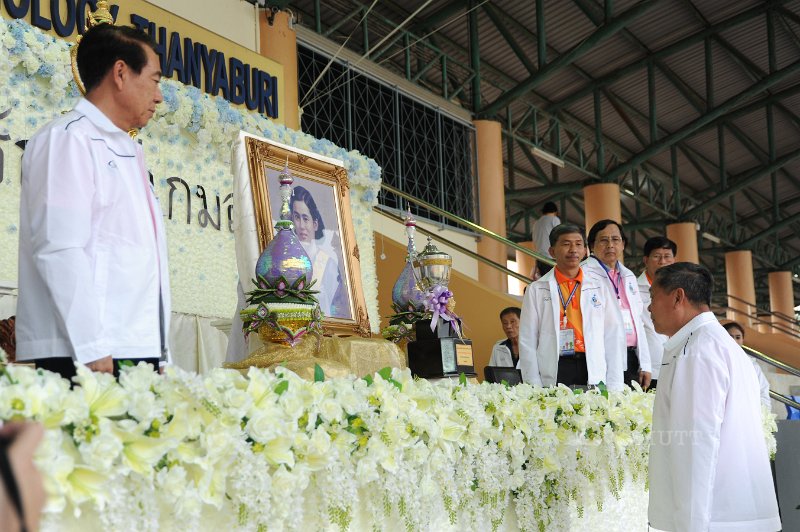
[488, 220, 782, 531]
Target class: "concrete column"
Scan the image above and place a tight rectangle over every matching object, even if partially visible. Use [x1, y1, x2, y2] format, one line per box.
[259, 11, 299, 130]
[515, 241, 536, 281]
[725, 250, 757, 327]
[768, 271, 796, 334]
[666, 222, 699, 264]
[582, 183, 621, 236]
[475, 120, 507, 293]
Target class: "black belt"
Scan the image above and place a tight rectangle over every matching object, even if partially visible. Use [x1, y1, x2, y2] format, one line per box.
[561, 351, 586, 360]
[627, 346, 638, 355]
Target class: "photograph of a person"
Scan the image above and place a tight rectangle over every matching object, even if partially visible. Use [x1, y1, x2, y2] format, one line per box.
[267, 171, 352, 320]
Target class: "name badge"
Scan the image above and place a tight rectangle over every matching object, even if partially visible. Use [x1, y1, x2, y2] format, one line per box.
[559, 328, 575, 356]
[622, 307, 635, 334]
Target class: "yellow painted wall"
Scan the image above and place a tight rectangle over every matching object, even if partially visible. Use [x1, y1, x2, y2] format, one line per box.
[375, 233, 521, 381]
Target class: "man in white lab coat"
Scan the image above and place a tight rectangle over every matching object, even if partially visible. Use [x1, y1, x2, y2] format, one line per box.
[648, 262, 780, 532]
[518, 224, 622, 389]
[637, 236, 677, 389]
[16, 24, 170, 379]
[583, 219, 652, 389]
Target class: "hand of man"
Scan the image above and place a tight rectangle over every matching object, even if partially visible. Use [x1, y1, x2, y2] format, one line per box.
[638, 370, 652, 391]
[86, 356, 114, 374]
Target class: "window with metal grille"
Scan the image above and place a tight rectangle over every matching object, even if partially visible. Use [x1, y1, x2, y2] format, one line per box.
[298, 44, 477, 227]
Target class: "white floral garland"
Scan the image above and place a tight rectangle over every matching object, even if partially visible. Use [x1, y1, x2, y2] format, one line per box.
[0, 361, 657, 531]
[0, 17, 382, 329]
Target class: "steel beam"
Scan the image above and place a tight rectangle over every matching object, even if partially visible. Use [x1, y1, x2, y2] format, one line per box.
[468, 0, 481, 111]
[483, 3, 536, 74]
[547, 1, 787, 113]
[683, 147, 800, 219]
[605, 60, 800, 181]
[481, 0, 658, 117]
[506, 182, 584, 199]
[536, 0, 546, 69]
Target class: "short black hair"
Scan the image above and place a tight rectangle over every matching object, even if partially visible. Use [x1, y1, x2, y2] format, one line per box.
[77, 24, 157, 93]
[499, 307, 521, 320]
[549, 223, 585, 247]
[653, 262, 713, 307]
[587, 219, 627, 249]
[291, 185, 325, 239]
[643, 236, 677, 257]
[723, 321, 745, 337]
[542, 201, 558, 215]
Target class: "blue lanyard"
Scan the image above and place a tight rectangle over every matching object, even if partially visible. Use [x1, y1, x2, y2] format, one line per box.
[593, 256, 621, 299]
[557, 278, 580, 314]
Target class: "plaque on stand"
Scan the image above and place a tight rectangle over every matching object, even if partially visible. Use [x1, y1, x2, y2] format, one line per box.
[407, 318, 475, 379]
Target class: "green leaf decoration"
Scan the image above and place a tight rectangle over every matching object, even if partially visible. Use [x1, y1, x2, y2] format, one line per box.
[459, 372, 467, 386]
[118, 360, 134, 368]
[377, 367, 393, 381]
[597, 381, 608, 399]
[314, 364, 325, 383]
[362, 375, 374, 386]
[274, 380, 289, 395]
[387, 378, 403, 391]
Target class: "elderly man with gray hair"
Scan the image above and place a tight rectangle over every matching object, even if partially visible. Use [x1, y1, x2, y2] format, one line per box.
[647, 262, 780, 532]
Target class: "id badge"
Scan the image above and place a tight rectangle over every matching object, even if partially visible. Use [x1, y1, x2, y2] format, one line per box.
[559, 328, 575, 356]
[622, 308, 635, 334]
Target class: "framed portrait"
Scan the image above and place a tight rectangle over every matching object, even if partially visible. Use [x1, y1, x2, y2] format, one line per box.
[244, 135, 371, 337]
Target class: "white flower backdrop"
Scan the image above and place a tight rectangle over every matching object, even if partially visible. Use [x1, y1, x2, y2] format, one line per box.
[0, 361, 657, 532]
[0, 16, 382, 330]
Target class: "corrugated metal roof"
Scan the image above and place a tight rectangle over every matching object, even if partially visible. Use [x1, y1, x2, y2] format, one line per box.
[289, 0, 800, 292]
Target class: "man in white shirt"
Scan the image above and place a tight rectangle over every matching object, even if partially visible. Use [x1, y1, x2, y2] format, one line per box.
[529, 201, 560, 277]
[16, 24, 170, 379]
[648, 263, 781, 532]
[637, 236, 676, 389]
[723, 321, 772, 408]
[583, 220, 651, 389]
[518, 224, 622, 389]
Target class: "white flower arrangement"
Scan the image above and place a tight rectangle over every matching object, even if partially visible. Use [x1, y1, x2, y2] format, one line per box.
[0, 17, 382, 329]
[0, 360, 662, 531]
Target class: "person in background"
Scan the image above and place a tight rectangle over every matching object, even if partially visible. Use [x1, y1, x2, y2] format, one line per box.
[647, 262, 780, 532]
[489, 307, 521, 367]
[530, 201, 560, 277]
[15, 24, 170, 379]
[518, 224, 622, 389]
[723, 321, 772, 408]
[584, 220, 651, 390]
[637, 236, 677, 389]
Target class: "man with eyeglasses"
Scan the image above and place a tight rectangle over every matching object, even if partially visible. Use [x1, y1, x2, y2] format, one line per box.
[583, 220, 652, 390]
[637, 236, 677, 389]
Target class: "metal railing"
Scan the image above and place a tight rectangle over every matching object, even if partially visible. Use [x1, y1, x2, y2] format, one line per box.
[380, 185, 800, 410]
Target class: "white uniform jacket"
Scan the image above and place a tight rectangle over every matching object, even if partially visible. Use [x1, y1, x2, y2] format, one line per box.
[582, 257, 652, 374]
[517, 267, 623, 389]
[489, 339, 515, 367]
[648, 312, 781, 532]
[637, 271, 667, 379]
[16, 99, 171, 365]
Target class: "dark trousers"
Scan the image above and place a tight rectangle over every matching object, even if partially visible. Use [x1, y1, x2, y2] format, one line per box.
[623, 347, 640, 388]
[556, 352, 588, 387]
[31, 357, 159, 382]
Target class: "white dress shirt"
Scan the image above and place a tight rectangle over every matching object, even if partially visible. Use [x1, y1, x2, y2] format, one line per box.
[637, 271, 667, 379]
[648, 312, 781, 532]
[16, 99, 171, 365]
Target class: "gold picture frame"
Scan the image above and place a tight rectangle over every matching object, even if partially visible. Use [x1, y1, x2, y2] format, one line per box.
[244, 135, 371, 337]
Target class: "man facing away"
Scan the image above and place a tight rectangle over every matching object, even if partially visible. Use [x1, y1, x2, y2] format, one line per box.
[518, 224, 622, 389]
[647, 263, 780, 532]
[530, 201, 560, 277]
[637, 236, 677, 389]
[16, 24, 170, 379]
[583, 220, 652, 389]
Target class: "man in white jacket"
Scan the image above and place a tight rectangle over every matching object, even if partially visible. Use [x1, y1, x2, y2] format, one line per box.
[583, 220, 651, 389]
[518, 224, 622, 389]
[16, 24, 170, 378]
[648, 263, 781, 532]
[637, 236, 677, 388]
